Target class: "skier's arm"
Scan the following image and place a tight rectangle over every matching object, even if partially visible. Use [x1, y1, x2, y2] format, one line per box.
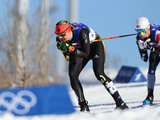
[76, 28, 90, 59]
[136, 39, 148, 62]
[56, 28, 90, 60]
[56, 37, 71, 61]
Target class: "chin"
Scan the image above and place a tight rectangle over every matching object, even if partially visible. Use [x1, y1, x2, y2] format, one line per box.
[140, 36, 145, 39]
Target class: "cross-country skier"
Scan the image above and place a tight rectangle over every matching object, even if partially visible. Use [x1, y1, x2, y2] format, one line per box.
[135, 17, 160, 105]
[55, 20, 128, 112]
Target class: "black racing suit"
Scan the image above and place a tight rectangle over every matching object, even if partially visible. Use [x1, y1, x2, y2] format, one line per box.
[137, 41, 160, 91]
[136, 24, 160, 97]
[136, 34, 160, 101]
[57, 27, 122, 105]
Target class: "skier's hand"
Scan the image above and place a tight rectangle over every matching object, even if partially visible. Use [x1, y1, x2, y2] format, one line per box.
[57, 41, 68, 52]
[57, 41, 77, 54]
[144, 39, 155, 51]
[138, 40, 145, 49]
[143, 39, 151, 48]
[65, 43, 77, 54]
[138, 39, 155, 51]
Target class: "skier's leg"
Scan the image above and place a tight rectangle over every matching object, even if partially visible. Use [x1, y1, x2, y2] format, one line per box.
[92, 42, 128, 109]
[69, 55, 90, 111]
[143, 51, 159, 105]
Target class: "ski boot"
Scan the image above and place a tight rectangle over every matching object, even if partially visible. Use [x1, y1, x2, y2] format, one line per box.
[115, 98, 129, 110]
[143, 90, 154, 106]
[79, 101, 90, 112]
[143, 95, 154, 105]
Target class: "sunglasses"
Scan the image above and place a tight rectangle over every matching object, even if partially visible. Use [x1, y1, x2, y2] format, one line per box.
[57, 32, 67, 37]
[136, 29, 146, 36]
[56, 26, 71, 37]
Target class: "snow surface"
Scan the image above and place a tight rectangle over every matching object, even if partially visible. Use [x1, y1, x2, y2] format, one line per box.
[1, 67, 160, 120]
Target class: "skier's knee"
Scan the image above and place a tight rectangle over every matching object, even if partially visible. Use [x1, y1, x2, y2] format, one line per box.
[148, 67, 156, 74]
[97, 74, 117, 94]
[69, 71, 76, 80]
[98, 74, 112, 85]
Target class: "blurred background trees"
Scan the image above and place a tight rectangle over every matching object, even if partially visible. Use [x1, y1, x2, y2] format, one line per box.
[0, 0, 123, 89]
[0, 0, 60, 88]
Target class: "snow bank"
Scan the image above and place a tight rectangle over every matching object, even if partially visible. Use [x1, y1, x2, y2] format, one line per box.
[1, 67, 160, 120]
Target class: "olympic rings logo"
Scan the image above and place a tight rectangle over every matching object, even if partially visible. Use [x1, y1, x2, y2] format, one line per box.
[0, 90, 37, 115]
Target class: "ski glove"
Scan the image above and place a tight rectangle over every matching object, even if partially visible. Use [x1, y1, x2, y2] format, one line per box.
[57, 41, 68, 52]
[138, 40, 146, 49]
[143, 39, 155, 50]
[57, 41, 77, 54]
[140, 50, 148, 62]
[65, 43, 77, 53]
[138, 39, 155, 51]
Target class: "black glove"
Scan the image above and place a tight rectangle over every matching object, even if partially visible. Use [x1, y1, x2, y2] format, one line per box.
[65, 43, 77, 54]
[57, 41, 68, 52]
[57, 41, 77, 54]
[140, 49, 148, 62]
[143, 39, 155, 51]
[145, 42, 154, 50]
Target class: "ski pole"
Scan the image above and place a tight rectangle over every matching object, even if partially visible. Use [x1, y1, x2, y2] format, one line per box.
[72, 33, 137, 45]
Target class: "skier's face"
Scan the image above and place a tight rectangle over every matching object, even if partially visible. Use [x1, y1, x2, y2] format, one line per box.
[58, 32, 73, 42]
[56, 25, 73, 42]
[137, 28, 150, 39]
